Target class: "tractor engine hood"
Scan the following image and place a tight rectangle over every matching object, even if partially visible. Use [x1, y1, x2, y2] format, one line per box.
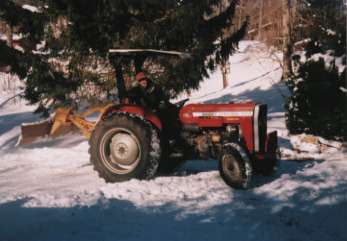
[180, 102, 257, 127]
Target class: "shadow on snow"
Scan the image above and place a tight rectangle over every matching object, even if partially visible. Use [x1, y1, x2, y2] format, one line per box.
[0, 162, 346, 241]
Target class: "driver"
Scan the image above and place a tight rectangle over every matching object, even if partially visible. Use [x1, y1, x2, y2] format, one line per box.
[128, 71, 168, 110]
[128, 71, 181, 142]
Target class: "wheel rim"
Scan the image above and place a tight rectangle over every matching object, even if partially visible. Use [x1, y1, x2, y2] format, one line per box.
[99, 128, 141, 174]
[222, 154, 241, 182]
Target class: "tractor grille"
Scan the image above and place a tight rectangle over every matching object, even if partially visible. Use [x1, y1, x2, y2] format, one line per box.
[253, 104, 267, 153]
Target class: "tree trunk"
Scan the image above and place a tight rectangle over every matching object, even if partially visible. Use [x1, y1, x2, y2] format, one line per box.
[237, 2, 244, 29]
[5, 25, 13, 48]
[221, 59, 230, 89]
[258, 0, 263, 40]
[282, 0, 293, 80]
[0, 24, 13, 73]
[218, 0, 232, 89]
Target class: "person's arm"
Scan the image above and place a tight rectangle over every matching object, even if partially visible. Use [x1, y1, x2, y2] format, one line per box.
[152, 85, 169, 109]
[141, 88, 158, 108]
[126, 86, 144, 105]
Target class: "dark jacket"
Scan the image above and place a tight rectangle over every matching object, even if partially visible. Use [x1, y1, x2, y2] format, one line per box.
[128, 80, 168, 110]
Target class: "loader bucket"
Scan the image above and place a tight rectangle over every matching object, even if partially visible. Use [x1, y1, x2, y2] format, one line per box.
[18, 108, 76, 145]
[18, 105, 111, 145]
[19, 119, 53, 145]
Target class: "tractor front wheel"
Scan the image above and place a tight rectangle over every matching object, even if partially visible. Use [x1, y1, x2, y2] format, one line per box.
[89, 113, 160, 182]
[218, 144, 253, 189]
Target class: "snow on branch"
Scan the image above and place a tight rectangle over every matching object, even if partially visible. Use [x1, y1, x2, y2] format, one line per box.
[22, 4, 40, 13]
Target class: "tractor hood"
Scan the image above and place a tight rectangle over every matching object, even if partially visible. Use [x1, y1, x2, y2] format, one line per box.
[180, 102, 256, 126]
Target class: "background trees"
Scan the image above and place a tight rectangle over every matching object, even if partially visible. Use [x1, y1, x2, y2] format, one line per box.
[286, 0, 346, 140]
[0, 0, 248, 109]
[235, 0, 346, 140]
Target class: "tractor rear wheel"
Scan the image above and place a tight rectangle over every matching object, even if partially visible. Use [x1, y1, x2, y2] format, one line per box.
[218, 144, 252, 189]
[89, 113, 160, 182]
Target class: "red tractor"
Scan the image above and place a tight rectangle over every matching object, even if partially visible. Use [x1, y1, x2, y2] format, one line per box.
[87, 50, 279, 189]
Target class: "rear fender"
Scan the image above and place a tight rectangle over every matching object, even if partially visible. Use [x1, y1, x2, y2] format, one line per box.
[102, 105, 162, 130]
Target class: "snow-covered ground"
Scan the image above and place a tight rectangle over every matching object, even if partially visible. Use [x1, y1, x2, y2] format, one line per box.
[0, 41, 346, 241]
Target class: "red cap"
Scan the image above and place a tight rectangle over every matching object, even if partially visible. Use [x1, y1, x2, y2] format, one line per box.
[136, 72, 146, 82]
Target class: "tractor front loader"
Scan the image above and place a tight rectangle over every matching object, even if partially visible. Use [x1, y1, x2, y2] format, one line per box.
[19, 104, 113, 145]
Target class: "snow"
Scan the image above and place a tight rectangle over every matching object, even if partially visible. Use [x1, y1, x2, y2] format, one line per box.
[294, 51, 346, 74]
[340, 87, 347, 93]
[0, 33, 23, 41]
[22, 4, 40, 13]
[326, 29, 337, 36]
[294, 38, 311, 47]
[1, 41, 346, 241]
[290, 134, 321, 154]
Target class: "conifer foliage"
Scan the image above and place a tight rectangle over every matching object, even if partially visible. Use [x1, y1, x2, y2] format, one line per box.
[0, 0, 247, 109]
[286, 0, 346, 140]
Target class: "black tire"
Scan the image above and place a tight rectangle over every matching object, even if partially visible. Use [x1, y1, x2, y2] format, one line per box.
[218, 144, 253, 189]
[89, 113, 160, 182]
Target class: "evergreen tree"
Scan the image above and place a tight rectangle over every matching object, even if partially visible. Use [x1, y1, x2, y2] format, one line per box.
[0, 0, 45, 77]
[0, 0, 77, 108]
[0, 0, 248, 110]
[286, 0, 346, 140]
[293, 0, 346, 57]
